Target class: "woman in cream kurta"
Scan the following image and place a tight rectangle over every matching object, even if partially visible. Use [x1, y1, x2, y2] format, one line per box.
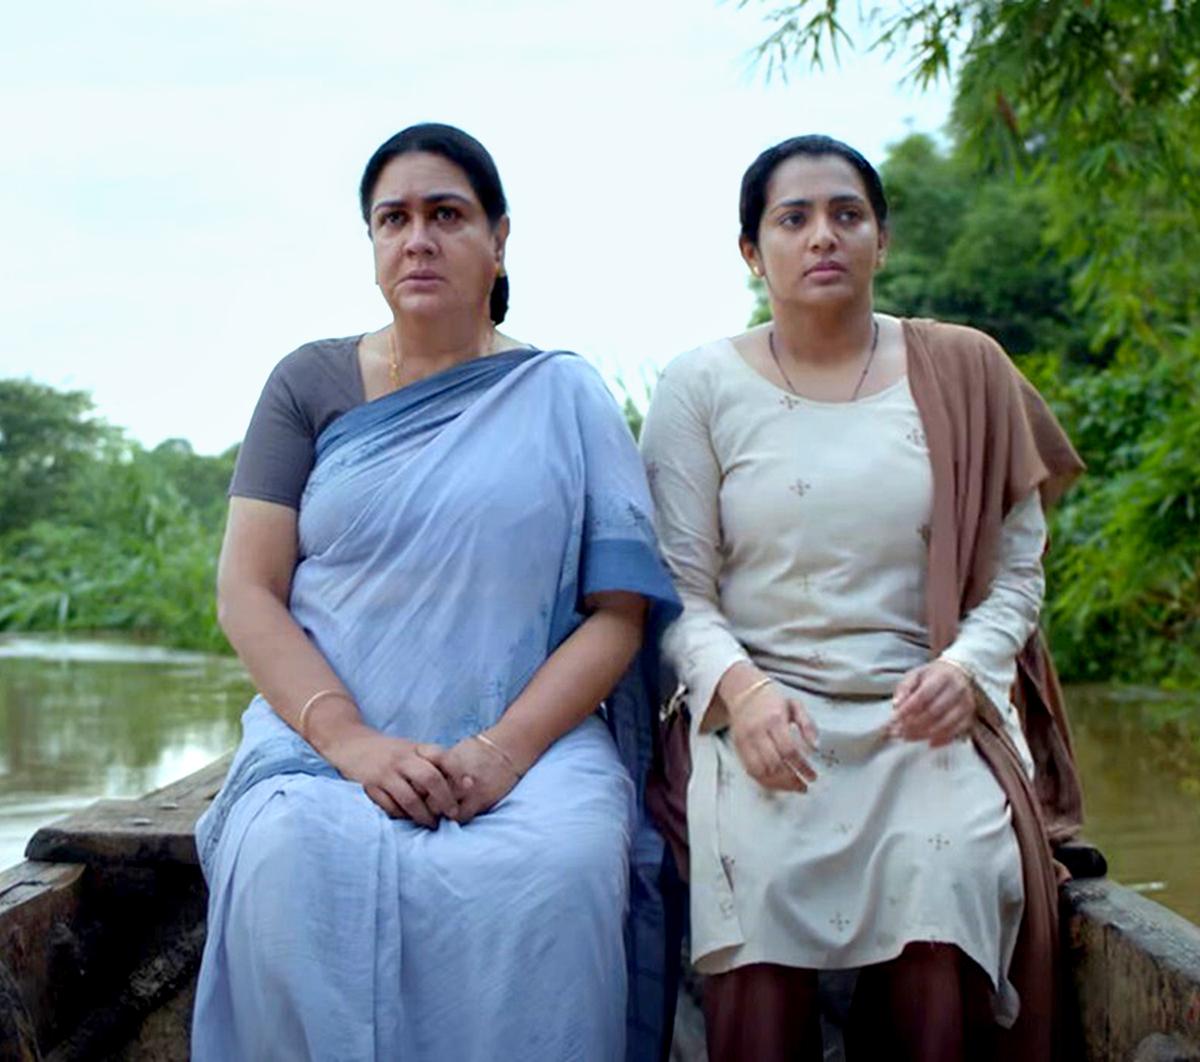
[641, 135, 1051, 1062]
[642, 336, 1041, 987]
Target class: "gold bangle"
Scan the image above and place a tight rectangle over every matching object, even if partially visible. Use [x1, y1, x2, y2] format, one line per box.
[473, 732, 525, 778]
[727, 676, 774, 715]
[297, 688, 355, 742]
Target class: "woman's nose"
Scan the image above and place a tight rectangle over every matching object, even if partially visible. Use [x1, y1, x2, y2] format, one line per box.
[404, 219, 437, 256]
[809, 215, 836, 249]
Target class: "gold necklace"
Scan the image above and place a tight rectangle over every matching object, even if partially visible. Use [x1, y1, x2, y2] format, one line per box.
[387, 328, 404, 391]
[769, 315, 880, 401]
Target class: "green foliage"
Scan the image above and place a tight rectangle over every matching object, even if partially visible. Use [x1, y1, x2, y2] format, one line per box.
[1039, 342, 1200, 686]
[874, 135, 1084, 357]
[0, 385, 234, 652]
[742, 0, 1200, 687]
[0, 381, 115, 535]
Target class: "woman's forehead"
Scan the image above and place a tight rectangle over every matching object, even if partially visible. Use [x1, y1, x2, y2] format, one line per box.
[766, 153, 867, 204]
[372, 152, 475, 203]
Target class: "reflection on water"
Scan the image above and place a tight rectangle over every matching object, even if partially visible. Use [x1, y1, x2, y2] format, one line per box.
[2, 638, 1199, 928]
[1068, 685, 1200, 924]
[0, 634, 253, 871]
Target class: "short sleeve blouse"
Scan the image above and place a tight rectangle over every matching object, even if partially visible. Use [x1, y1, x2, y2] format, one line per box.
[228, 336, 365, 508]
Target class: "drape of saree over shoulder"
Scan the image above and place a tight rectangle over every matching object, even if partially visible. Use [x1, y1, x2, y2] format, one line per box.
[192, 348, 682, 1062]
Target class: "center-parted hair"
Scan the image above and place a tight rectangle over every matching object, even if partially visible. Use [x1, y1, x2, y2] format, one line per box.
[739, 134, 889, 244]
[359, 123, 510, 325]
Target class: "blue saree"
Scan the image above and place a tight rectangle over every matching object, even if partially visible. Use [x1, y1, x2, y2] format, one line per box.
[193, 348, 681, 1062]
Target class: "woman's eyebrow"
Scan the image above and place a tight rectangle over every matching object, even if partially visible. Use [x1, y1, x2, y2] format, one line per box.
[773, 192, 866, 210]
[371, 192, 473, 215]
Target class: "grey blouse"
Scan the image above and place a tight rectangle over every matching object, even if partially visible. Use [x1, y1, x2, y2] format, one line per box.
[228, 336, 365, 508]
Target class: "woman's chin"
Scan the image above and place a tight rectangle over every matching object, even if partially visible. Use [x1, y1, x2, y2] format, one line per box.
[392, 290, 463, 320]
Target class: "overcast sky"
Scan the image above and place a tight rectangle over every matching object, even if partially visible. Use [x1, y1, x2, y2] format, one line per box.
[1, 1, 951, 454]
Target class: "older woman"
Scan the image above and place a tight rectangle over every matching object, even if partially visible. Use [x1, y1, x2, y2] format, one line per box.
[192, 123, 679, 1062]
[640, 135, 1082, 1061]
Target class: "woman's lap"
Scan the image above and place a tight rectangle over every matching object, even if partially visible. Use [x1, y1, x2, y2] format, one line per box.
[194, 716, 633, 1061]
[696, 698, 1023, 1013]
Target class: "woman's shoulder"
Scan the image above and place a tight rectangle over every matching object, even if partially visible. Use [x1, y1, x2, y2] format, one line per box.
[656, 336, 738, 393]
[903, 318, 1010, 365]
[261, 335, 364, 424]
[903, 317, 1025, 390]
[269, 335, 362, 389]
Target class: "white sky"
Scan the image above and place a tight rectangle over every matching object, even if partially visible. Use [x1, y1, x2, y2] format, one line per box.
[0, 0, 951, 454]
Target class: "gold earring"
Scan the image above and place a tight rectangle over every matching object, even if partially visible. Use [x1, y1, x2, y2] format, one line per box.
[496, 264, 507, 278]
[751, 266, 762, 278]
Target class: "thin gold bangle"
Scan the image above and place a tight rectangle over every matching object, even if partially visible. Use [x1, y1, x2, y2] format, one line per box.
[727, 676, 774, 715]
[473, 732, 525, 778]
[297, 688, 355, 742]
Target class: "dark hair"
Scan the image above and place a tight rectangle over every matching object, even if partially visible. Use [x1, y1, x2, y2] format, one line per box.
[359, 123, 510, 324]
[739, 134, 888, 244]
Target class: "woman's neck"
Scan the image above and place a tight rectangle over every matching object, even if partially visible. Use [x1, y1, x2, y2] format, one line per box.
[769, 298, 876, 367]
[392, 314, 496, 380]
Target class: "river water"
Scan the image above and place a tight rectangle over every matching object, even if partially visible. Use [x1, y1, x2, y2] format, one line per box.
[1, 635, 1198, 924]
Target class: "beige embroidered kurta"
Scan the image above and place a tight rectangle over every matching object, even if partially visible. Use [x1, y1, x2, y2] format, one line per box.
[641, 337, 1047, 1023]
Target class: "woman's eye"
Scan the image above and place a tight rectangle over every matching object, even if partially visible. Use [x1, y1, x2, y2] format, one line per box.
[435, 205, 460, 222]
[837, 208, 863, 223]
[381, 211, 405, 227]
[781, 212, 806, 227]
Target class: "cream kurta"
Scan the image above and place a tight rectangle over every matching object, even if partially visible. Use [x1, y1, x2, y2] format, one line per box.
[641, 337, 1047, 1024]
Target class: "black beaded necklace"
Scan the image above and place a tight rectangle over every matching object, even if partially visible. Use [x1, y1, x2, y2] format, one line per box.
[768, 315, 881, 402]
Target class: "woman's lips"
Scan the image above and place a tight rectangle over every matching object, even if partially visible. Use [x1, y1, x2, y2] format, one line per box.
[806, 261, 845, 276]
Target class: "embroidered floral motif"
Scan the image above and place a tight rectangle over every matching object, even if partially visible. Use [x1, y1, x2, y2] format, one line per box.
[818, 748, 842, 769]
[928, 833, 951, 851]
[830, 912, 851, 932]
[906, 426, 928, 448]
[780, 395, 801, 411]
[790, 479, 812, 498]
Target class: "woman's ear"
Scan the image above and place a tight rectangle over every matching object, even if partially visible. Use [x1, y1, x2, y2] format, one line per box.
[493, 215, 511, 269]
[876, 227, 890, 270]
[739, 235, 763, 279]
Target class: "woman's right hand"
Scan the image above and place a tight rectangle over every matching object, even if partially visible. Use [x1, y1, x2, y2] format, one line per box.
[317, 720, 460, 828]
[726, 678, 819, 792]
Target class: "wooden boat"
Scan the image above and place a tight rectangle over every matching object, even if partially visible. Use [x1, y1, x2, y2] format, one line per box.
[2, 758, 1199, 1061]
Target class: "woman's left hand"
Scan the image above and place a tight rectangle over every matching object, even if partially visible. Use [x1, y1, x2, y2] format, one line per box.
[889, 660, 978, 746]
[423, 733, 523, 824]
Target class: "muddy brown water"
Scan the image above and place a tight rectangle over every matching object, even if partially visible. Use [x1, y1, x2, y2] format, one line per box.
[2, 636, 1198, 925]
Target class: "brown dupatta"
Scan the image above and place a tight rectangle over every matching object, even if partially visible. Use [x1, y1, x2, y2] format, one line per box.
[906, 317, 1085, 1060]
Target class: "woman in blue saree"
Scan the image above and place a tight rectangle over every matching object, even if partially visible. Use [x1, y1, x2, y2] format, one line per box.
[192, 123, 680, 1061]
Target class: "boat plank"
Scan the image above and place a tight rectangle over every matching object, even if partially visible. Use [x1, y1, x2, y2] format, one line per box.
[0, 861, 87, 1055]
[24, 753, 231, 867]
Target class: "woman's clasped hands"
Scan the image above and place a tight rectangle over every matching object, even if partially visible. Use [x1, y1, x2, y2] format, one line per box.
[723, 668, 820, 792]
[315, 712, 524, 827]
